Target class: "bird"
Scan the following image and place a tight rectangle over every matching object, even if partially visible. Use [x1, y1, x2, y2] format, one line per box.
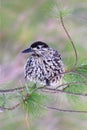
[22, 41, 64, 88]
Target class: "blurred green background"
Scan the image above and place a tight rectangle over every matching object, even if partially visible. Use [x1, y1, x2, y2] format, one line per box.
[0, 0, 87, 130]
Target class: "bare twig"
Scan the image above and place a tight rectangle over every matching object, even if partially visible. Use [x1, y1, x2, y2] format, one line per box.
[72, 71, 87, 78]
[39, 81, 87, 97]
[44, 105, 87, 113]
[0, 87, 24, 94]
[60, 13, 78, 70]
[0, 93, 30, 111]
[0, 103, 20, 112]
[0, 80, 87, 96]
[6, 103, 20, 110]
[22, 92, 87, 114]
[55, 81, 87, 89]
[42, 87, 87, 97]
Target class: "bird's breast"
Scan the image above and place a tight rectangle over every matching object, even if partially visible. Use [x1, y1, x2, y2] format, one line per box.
[24, 55, 64, 87]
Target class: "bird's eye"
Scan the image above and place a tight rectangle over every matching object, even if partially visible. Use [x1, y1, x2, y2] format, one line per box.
[37, 46, 40, 49]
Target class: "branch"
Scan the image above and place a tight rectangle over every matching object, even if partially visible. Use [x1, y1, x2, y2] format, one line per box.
[39, 81, 87, 97]
[42, 87, 87, 97]
[22, 92, 87, 114]
[0, 93, 30, 112]
[72, 71, 87, 78]
[59, 13, 78, 70]
[0, 81, 87, 96]
[55, 81, 87, 89]
[0, 103, 20, 112]
[0, 87, 24, 94]
[44, 105, 87, 113]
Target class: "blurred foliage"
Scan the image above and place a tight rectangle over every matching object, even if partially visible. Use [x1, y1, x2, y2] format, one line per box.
[64, 65, 87, 110]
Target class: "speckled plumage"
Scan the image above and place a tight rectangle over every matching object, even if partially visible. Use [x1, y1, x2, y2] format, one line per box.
[22, 41, 64, 87]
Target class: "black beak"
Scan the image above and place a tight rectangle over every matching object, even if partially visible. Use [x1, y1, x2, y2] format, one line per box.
[22, 48, 33, 53]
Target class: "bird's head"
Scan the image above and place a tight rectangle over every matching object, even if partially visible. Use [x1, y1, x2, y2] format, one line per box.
[22, 41, 49, 56]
